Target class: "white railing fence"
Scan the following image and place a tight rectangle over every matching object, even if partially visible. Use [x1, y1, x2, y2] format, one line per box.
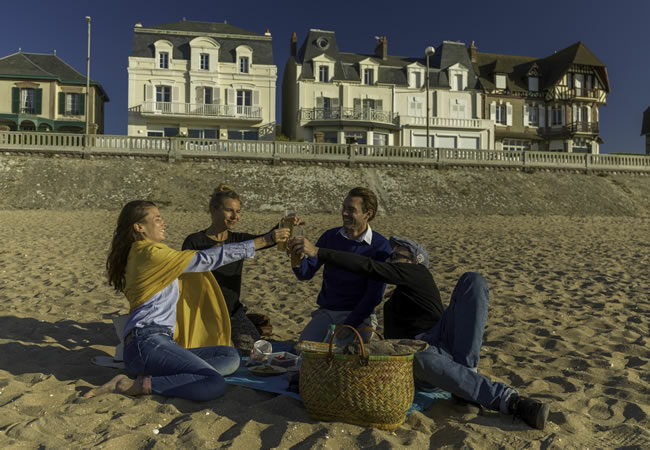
[0, 131, 648, 173]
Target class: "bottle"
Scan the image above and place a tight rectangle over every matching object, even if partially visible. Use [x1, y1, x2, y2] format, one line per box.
[323, 324, 336, 343]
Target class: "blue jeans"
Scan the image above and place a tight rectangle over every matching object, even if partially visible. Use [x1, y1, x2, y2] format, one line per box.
[414, 273, 516, 413]
[123, 326, 241, 402]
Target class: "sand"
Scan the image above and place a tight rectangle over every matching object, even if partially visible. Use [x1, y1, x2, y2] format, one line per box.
[0, 210, 648, 448]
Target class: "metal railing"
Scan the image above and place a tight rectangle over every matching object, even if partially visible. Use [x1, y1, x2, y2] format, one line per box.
[0, 130, 648, 173]
[129, 102, 263, 119]
[548, 86, 607, 103]
[299, 107, 399, 125]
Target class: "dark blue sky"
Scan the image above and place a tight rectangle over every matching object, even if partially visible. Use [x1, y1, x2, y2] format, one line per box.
[2, 0, 648, 154]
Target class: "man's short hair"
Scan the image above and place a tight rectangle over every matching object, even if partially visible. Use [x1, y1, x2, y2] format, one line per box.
[347, 187, 378, 221]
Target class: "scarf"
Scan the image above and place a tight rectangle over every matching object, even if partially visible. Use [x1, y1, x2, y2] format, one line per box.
[124, 240, 231, 348]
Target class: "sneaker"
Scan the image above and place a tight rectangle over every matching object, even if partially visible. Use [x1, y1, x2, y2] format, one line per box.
[509, 396, 550, 430]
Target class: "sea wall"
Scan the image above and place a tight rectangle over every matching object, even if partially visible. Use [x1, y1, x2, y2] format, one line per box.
[1, 154, 648, 216]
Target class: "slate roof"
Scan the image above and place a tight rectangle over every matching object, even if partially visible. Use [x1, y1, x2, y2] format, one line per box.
[293, 31, 476, 89]
[473, 41, 610, 94]
[0, 52, 109, 100]
[131, 21, 274, 65]
[641, 107, 650, 136]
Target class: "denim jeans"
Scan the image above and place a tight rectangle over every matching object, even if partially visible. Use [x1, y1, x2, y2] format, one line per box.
[298, 309, 378, 343]
[413, 272, 516, 413]
[123, 326, 241, 402]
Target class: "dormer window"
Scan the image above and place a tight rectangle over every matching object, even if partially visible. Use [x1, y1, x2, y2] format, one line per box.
[159, 52, 169, 69]
[316, 37, 330, 50]
[448, 64, 468, 91]
[319, 65, 329, 82]
[495, 74, 506, 90]
[528, 76, 539, 92]
[239, 56, 249, 73]
[363, 68, 374, 85]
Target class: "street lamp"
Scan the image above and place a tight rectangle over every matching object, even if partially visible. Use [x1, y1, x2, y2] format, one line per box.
[85, 16, 91, 135]
[425, 46, 435, 147]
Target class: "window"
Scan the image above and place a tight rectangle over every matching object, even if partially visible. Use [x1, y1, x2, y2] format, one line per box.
[450, 99, 466, 119]
[236, 89, 252, 113]
[156, 86, 171, 111]
[344, 131, 366, 144]
[239, 56, 249, 73]
[228, 129, 258, 140]
[528, 105, 538, 126]
[363, 68, 374, 85]
[373, 133, 388, 146]
[362, 99, 376, 110]
[409, 71, 422, 89]
[147, 131, 163, 137]
[188, 128, 218, 139]
[437, 135, 457, 148]
[576, 106, 588, 122]
[163, 127, 179, 137]
[502, 139, 531, 151]
[455, 74, 463, 91]
[408, 97, 423, 116]
[159, 52, 169, 69]
[21, 88, 36, 114]
[528, 76, 539, 92]
[200, 53, 209, 70]
[495, 74, 506, 90]
[203, 87, 213, 105]
[459, 137, 479, 149]
[66, 93, 83, 115]
[551, 106, 563, 126]
[319, 65, 329, 82]
[495, 104, 506, 124]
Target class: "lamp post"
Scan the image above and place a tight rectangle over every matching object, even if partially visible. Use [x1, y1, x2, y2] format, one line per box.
[85, 16, 91, 135]
[425, 46, 435, 147]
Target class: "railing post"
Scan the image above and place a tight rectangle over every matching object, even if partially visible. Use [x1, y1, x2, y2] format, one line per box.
[271, 140, 280, 165]
[522, 150, 526, 170]
[347, 143, 356, 167]
[585, 153, 590, 173]
[168, 137, 179, 162]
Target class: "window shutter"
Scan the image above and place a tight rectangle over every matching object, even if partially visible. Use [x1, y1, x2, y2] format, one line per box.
[547, 105, 552, 126]
[214, 87, 220, 105]
[79, 93, 85, 115]
[195, 87, 203, 104]
[58, 92, 66, 115]
[353, 98, 361, 111]
[172, 86, 179, 103]
[12, 88, 20, 113]
[227, 88, 236, 105]
[539, 104, 545, 128]
[145, 84, 153, 102]
[331, 97, 339, 109]
[252, 90, 260, 106]
[572, 105, 577, 123]
[408, 97, 415, 116]
[561, 107, 565, 125]
[523, 104, 529, 126]
[489, 101, 496, 121]
[506, 102, 512, 126]
[34, 89, 42, 114]
[376, 99, 383, 111]
[316, 97, 324, 108]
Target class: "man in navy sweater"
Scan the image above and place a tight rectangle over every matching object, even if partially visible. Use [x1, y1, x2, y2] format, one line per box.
[292, 187, 392, 343]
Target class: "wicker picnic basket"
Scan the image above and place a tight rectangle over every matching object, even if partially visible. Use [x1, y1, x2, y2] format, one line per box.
[299, 325, 415, 430]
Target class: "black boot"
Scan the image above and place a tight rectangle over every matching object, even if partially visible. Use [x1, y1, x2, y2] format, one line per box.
[508, 395, 550, 430]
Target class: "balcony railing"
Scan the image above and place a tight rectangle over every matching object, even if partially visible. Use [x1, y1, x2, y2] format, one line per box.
[300, 107, 399, 126]
[544, 121, 599, 137]
[129, 102, 263, 120]
[399, 116, 493, 130]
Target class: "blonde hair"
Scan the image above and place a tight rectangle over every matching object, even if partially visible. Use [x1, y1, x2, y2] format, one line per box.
[209, 183, 241, 211]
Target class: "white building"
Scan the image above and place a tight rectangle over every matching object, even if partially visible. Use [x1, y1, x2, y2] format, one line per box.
[282, 30, 493, 149]
[127, 20, 277, 140]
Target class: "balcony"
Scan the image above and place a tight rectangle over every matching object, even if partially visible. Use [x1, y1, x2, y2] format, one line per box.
[299, 107, 399, 128]
[547, 87, 607, 103]
[129, 102, 263, 121]
[544, 121, 599, 137]
[399, 115, 493, 130]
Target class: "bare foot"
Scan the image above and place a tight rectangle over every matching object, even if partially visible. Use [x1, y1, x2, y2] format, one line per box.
[83, 374, 147, 398]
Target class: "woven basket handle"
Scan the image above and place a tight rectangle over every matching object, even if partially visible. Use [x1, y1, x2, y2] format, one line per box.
[328, 324, 368, 360]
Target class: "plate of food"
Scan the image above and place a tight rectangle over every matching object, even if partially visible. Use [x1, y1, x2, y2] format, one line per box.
[247, 365, 287, 377]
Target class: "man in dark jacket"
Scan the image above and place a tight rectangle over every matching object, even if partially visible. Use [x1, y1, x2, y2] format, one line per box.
[288, 235, 550, 431]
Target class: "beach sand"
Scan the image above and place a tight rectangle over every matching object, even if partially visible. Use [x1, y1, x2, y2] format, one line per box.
[0, 210, 648, 448]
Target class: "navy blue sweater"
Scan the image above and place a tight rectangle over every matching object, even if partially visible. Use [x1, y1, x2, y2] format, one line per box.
[292, 227, 391, 327]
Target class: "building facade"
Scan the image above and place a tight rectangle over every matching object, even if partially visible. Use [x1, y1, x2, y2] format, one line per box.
[641, 107, 650, 155]
[127, 20, 277, 140]
[0, 52, 108, 133]
[282, 30, 493, 149]
[472, 41, 609, 153]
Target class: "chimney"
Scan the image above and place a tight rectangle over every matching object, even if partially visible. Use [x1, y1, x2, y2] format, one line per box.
[290, 32, 297, 57]
[374, 36, 388, 60]
[469, 41, 478, 63]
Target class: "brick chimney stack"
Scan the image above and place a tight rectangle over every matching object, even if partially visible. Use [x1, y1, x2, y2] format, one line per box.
[374, 36, 388, 60]
[290, 32, 297, 57]
[469, 41, 478, 63]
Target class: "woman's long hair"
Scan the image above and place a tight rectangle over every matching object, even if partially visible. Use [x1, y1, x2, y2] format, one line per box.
[106, 200, 156, 293]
